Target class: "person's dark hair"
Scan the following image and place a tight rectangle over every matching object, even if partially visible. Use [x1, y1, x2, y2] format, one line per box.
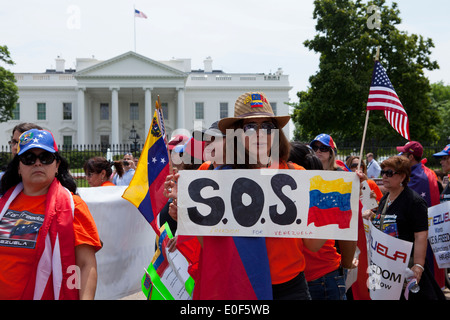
[380, 155, 411, 187]
[0, 152, 78, 194]
[288, 141, 323, 170]
[12, 123, 43, 137]
[83, 156, 123, 178]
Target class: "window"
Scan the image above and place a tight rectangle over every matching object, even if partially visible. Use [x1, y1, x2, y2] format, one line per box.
[100, 103, 109, 120]
[161, 102, 169, 120]
[220, 102, 228, 119]
[37, 103, 46, 120]
[63, 102, 72, 120]
[12, 103, 20, 120]
[63, 135, 72, 151]
[130, 103, 139, 121]
[271, 102, 277, 115]
[195, 102, 204, 119]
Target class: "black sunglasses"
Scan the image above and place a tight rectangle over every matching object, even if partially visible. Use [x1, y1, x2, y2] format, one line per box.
[19, 151, 56, 166]
[380, 169, 398, 178]
[311, 144, 331, 153]
[243, 122, 277, 134]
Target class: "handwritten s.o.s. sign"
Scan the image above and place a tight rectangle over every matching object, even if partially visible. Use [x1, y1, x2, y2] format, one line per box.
[177, 169, 359, 240]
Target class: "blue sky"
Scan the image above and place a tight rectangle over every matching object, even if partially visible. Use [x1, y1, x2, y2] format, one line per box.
[1, 0, 449, 105]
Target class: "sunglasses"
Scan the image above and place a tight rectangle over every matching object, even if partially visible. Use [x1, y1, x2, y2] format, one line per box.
[380, 169, 398, 178]
[8, 139, 19, 146]
[311, 144, 331, 153]
[243, 122, 277, 134]
[19, 151, 56, 166]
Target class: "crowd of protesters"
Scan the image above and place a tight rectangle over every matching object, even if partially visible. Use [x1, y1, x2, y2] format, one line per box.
[0, 90, 449, 300]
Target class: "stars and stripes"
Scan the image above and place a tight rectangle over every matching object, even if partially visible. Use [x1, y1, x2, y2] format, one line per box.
[134, 9, 148, 19]
[366, 61, 410, 140]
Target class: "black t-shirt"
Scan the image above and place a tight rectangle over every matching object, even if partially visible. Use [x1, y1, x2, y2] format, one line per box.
[373, 186, 428, 243]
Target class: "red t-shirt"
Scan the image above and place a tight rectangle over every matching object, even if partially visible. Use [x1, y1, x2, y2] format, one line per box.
[303, 239, 341, 282]
[0, 192, 101, 299]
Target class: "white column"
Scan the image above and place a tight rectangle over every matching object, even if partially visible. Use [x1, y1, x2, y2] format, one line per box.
[77, 87, 86, 146]
[177, 87, 185, 130]
[144, 87, 152, 135]
[110, 87, 120, 145]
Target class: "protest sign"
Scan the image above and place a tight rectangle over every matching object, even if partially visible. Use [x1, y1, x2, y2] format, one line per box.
[78, 186, 156, 300]
[142, 223, 194, 300]
[364, 219, 413, 300]
[177, 169, 360, 240]
[427, 202, 450, 268]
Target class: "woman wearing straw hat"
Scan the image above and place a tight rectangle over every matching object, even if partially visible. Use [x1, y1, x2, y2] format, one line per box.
[165, 92, 326, 300]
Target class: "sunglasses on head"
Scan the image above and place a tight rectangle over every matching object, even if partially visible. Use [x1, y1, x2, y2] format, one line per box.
[311, 144, 331, 153]
[242, 122, 277, 134]
[19, 151, 56, 166]
[380, 169, 398, 177]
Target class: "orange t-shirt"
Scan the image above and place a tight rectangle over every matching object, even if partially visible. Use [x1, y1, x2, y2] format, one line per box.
[265, 161, 307, 284]
[0, 192, 101, 299]
[101, 181, 115, 187]
[303, 239, 341, 282]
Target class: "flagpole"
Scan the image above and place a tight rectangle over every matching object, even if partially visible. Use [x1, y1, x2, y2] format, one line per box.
[133, 5, 136, 52]
[156, 96, 173, 173]
[358, 46, 380, 171]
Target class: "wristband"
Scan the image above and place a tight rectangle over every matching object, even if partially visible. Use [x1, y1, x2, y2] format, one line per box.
[413, 263, 424, 272]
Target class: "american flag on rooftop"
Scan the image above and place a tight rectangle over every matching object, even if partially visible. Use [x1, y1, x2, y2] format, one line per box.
[366, 61, 410, 140]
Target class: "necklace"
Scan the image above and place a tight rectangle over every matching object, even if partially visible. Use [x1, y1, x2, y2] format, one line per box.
[387, 188, 403, 206]
[387, 196, 394, 206]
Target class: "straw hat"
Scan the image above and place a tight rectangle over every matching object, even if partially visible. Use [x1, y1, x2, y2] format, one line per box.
[218, 92, 291, 132]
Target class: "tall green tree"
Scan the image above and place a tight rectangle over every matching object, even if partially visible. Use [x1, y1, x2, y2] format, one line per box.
[0, 45, 18, 123]
[430, 81, 450, 145]
[292, 0, 440, 145]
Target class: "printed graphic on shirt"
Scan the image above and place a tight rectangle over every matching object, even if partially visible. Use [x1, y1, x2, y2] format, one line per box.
[373, 213, 398, 238]
[0, 210, 44, 249]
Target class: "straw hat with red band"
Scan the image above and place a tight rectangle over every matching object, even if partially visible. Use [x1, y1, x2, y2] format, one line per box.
[218, 92, 290, 132]
[17, 129, 58, 155]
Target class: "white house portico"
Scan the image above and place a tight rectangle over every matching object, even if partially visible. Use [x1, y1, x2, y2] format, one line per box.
[74, 51, 188, 145]
[3, 51, 292, 147]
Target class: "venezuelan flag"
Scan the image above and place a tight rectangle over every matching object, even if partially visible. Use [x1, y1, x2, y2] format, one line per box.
[122, 109, 169, 234]
[308, 175, 353, 229]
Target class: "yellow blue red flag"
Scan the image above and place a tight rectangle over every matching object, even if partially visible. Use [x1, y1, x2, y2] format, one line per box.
[122, 108, 169, 234]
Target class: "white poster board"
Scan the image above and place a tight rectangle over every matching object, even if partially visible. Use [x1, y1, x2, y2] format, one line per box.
[364, 219, 413, 300]
[78, 186, 156, 300]
[427, 201, 450, 268]
[177, 169, 360, 240]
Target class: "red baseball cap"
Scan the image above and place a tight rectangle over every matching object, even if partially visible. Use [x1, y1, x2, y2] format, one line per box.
[396, 141, 423, 158]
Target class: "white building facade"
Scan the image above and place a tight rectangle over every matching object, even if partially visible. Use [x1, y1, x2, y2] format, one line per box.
[2, 51, 292, 147]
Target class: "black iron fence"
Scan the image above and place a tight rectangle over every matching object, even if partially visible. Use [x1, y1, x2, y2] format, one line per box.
[0, 144, 142, 188]
[0, 143, 444, 188]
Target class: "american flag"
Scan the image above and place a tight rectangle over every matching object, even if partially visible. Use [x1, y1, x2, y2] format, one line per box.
[134, 9, 148, 19]
[366, 61, 410, 140]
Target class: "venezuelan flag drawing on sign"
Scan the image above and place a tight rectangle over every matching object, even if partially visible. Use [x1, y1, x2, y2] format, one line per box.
[122, 108, 169, 234]
[308, 175, 353, 229]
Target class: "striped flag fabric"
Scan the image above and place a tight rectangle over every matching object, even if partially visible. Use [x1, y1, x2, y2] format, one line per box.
[122, 108, 169, 234]
[134, 9, 148, 19]
[366, 61, 410, 140]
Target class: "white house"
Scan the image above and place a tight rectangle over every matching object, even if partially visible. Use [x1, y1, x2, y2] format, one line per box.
[2, 51, 292, 147]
